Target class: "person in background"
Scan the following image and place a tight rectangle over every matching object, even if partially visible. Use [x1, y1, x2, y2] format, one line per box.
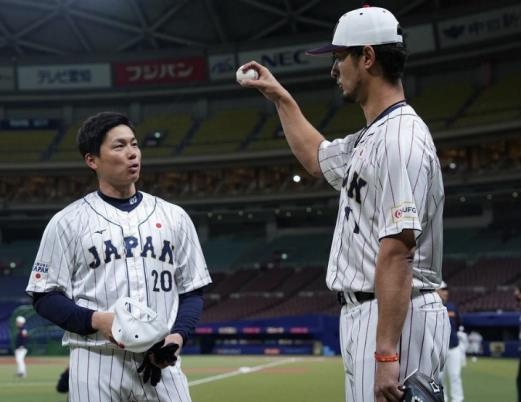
[14, 315, 28, 378]
[56, 366, 70, 394]
[467, 330, 483, 362]
[457, 325, 469, 368]
[437, 281, 464, 402]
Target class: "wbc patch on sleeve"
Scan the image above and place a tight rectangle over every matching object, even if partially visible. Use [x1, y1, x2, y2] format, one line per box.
[31, 261, 49, 281]
[391, 202, 418, 223]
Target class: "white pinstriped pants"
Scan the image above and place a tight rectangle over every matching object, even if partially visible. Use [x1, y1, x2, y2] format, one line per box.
[339, 291, 450, 402]
[15, 347, 27, 376]
[441, 346, 464, 402]
[69, 346, 192, 402]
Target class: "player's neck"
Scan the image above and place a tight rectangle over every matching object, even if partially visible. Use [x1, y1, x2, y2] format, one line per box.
[362, 80, 405, 126]
[98, 183, 137, 199]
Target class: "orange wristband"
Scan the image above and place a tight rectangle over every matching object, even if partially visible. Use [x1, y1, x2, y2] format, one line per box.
[374, 352, 399, 362]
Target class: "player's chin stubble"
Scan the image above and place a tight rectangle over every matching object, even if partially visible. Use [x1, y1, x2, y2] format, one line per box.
[342, 93, 357, 104]
[340, 81, 360, 104]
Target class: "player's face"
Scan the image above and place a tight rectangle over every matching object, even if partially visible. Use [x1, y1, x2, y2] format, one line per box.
[86, 124, 141, 197]
[331, 49, 363, 103]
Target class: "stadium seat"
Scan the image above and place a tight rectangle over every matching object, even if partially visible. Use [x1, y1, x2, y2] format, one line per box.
[452, 72, 521, 128]
[0, 130, 57, 162]
[182, 107, 262, 155]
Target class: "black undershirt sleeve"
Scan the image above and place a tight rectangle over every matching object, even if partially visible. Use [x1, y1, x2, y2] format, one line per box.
[32, 287, 205, 341]
[32, 291, 96, 336]
[171, 288, 204, 344]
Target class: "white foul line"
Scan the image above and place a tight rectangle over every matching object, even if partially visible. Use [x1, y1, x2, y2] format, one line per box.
[0, 357, 302, 389]
[188, 357, 301, 387]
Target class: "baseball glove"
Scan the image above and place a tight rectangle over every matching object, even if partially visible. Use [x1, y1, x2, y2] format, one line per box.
[137, 341, 179, 386]
[401, 372, 444, 402]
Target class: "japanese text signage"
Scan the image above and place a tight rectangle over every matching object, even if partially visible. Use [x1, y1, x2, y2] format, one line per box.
[438, 4, 521, 48]
[113, 57, 206, 87]
[17, 64, 111, 90]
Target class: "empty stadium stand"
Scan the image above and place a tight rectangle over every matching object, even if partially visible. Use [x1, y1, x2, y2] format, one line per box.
[409, 81, 475, 131]
[0, 129, 57, 162]
[49, 122, 82, 161]
[234, 230, 333, 269]
[182, 107, 262, 155]
[323, 102, 366, 137]
[244, 113, 287, 151]
[202, 234, 262, 271]
[136, 113, 195, 157]
[452, 72, 521, 129]
[200, 264, 331, 323]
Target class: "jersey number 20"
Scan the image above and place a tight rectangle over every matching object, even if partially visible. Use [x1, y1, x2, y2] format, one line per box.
[151, 269, 173, 292]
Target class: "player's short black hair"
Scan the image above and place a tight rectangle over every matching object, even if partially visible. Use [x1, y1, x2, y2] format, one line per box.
[77, 111, 136, 157]
[346, 43, 407, 83]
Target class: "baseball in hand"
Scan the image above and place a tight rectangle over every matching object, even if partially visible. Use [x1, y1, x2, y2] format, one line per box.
[236, 66, 259, 82]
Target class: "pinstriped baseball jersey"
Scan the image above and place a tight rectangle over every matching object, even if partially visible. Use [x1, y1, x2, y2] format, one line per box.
[26, 190, 211, 349]
[319, 104, 444, 293]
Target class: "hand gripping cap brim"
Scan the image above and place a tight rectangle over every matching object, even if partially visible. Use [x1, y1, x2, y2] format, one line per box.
[111, 297, 169, 353]
[306, 6, 403, 56]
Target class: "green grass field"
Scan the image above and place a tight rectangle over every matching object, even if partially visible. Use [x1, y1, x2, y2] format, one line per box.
[0, 355, 517, 401]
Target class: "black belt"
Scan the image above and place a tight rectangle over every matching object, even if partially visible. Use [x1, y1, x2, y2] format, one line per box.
[337, 289, 435, 306]
[337, 291, 375, 306]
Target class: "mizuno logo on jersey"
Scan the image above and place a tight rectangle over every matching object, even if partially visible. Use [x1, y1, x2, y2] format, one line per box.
[94, 229, 106, 235]
[391, 202, 418, 223]
[86, 236, 175, 268]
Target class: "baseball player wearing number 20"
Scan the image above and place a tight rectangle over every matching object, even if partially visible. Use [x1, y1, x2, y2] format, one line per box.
[238, 6, 450, 402]
[26, 112, 212, 402]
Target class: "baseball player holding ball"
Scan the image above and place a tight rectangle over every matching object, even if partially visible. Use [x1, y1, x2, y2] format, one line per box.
[26, 112, 212, 402]
[238, 5, 449, 402]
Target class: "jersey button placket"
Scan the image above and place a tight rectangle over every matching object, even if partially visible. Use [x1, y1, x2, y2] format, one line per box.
[124, 226, 143, 304]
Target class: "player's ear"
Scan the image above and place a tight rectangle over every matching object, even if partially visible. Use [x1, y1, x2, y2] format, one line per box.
[362, 46, 376, 70]
[84, 153, 98, 170]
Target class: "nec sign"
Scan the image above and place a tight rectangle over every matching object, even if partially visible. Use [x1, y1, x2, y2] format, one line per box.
[260, 49, 308, 68]
[239, 42, 329, 74]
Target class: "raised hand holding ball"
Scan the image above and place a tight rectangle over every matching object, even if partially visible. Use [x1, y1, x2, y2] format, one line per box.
[236, 66, 259, 83]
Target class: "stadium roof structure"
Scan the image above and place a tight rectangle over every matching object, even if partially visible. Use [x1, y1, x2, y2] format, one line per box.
[0, 0, 512, 59]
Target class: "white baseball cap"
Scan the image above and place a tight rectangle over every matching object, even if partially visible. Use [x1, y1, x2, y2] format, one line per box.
[307, 6, 403, 55]
[111, 297, 169, 353]
[15, 316, 26, 326]
[439, 281, 448, 290]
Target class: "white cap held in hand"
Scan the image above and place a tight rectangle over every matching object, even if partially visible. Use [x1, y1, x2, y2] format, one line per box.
[111, 297, 169, 353]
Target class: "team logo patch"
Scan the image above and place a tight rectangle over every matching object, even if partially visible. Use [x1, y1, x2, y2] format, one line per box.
[32, 262, 49, 281]
[391, 202, 418, 223]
